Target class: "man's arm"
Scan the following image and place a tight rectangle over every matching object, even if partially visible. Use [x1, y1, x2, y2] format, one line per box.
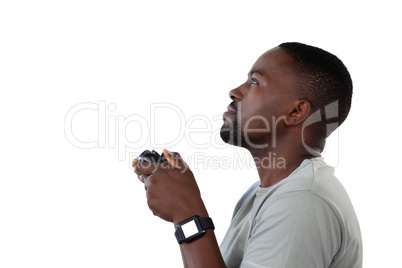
[174, 205, 225, 267]
[177, 227, 226, 268]
[180, 246, 188, 268]
[133, 149, 226, 268]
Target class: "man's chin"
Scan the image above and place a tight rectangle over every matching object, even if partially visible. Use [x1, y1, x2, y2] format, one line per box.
[220, 128, 232, 144]
[220, 127, 242, 146]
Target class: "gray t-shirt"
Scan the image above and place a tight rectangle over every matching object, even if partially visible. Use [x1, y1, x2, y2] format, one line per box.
[220, 157, 362, 268]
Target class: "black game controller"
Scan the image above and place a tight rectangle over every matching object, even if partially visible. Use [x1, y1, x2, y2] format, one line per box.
[137, 150, 168, 163]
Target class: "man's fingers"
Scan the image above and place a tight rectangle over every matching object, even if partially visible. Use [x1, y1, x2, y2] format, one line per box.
[163, 149, 189, 170]
[135, 150, 189, 186]
[139, 174, 149, 183]
[163, 149, 184, 169]
[134, 160, 159, 176]
[163, 149, 179, 168]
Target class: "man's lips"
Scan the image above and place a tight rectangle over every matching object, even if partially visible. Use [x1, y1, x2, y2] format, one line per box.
[223, 102, 237, 119]
[227, 101, 237, 112]
[223, 110, 235, 118]
[227, 104, 236, 112]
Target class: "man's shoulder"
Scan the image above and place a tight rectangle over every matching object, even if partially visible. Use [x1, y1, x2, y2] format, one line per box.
[244, 157, 358, 227]
[233, 157, 326, 216]
[229, 158, 362, 268]
[270, 157, 343, 200]
[234, 157, 358, 225]
[232, 181, 259, 217]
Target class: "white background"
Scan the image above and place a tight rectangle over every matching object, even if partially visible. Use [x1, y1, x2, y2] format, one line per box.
[1, 0, 401, 267]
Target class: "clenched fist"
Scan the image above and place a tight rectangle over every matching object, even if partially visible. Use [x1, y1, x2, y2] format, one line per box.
[133, 149, 209, 225]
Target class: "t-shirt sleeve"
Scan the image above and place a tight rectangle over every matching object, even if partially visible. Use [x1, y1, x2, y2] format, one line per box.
[240, 191, 341, 268]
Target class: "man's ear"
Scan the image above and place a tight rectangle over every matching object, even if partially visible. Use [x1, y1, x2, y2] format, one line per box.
[284, 100, 311, 126]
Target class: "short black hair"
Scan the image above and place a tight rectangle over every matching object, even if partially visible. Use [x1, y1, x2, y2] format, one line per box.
[279, 42, 353, 133]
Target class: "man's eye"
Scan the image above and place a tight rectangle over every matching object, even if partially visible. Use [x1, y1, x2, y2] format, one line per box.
[251, 78, 259, 85]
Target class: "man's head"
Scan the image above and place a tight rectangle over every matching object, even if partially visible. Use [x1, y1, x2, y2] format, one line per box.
[279, 42, 353, 127]
[220, 42, 352, 153]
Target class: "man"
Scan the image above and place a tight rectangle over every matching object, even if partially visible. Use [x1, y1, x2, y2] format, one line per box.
[133, 42, 363, 267]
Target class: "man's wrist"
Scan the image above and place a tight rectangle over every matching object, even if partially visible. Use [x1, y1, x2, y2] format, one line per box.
[173, 205, 209, 228]
[174, 215, 215, 244]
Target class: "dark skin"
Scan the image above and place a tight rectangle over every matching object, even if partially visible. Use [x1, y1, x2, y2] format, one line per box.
[133, 47, 323, 267]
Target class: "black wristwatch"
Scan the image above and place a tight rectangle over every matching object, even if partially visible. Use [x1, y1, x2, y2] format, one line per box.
[174, 215, 215, 244]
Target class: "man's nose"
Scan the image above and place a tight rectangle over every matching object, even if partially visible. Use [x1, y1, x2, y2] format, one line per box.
[229, 86, 242, 101]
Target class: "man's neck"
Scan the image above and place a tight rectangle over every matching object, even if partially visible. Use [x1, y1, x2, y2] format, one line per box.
[248, 140, 318, 188]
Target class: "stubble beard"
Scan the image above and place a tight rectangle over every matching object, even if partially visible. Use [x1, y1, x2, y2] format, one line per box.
[220, 115, 246, 147]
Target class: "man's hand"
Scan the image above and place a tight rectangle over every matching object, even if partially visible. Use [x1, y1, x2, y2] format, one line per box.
[133, 149, 208, 224]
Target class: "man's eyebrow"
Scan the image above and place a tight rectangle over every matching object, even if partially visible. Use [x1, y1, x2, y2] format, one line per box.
[248, 70, 263, 77]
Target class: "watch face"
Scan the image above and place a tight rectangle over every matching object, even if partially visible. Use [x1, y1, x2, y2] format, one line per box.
[181, 219, 199, 238]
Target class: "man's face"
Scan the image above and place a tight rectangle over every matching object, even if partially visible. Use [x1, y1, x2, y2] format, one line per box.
[220, 47, 299, 149]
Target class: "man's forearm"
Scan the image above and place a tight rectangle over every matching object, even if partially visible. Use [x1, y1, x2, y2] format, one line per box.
[178, 229, 226, 268]
[172, 202, 226, 268]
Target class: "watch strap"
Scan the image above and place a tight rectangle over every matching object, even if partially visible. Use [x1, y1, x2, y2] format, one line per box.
[199, 216, 215, 230]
